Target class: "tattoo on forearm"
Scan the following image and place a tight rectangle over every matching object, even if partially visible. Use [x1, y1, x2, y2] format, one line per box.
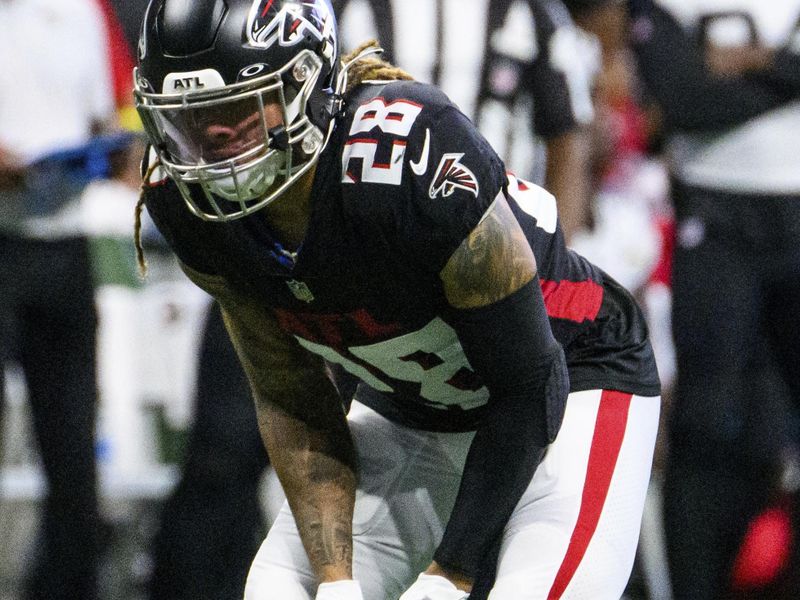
[305, 502, 353, 567]
[262, 403, 357, 579]
[284, 452, 356, 576]
[201, 278, 358, 578]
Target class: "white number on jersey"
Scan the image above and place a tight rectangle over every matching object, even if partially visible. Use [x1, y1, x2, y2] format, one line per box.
[506, 173, 558, 233]
[342, 97, 423, 186]
[293, 317, 489, 409]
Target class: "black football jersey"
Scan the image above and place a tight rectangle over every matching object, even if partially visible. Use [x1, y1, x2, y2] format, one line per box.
[333, 0, 595, 182]
[144, 80, 659, 431]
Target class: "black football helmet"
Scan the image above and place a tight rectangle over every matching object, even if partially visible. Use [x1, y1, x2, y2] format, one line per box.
[134, 0, 340, 221]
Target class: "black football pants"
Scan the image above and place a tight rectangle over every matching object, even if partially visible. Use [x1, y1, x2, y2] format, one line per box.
[664, 181, 800, 599]
[148, 302, 269, 600]
[0, 234, 100, 600]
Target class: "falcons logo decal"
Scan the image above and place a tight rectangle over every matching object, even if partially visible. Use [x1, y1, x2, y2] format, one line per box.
[428, 153, 479, 199]
[247, 0, 335, 51]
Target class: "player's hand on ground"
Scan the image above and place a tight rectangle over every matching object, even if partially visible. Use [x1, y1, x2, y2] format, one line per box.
[315, 580, 365, 600]
[399, 573, 470, 600]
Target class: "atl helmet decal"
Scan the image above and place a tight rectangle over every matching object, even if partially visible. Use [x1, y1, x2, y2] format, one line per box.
[247, 0, 335, 52]
[429, 153, 479, 199]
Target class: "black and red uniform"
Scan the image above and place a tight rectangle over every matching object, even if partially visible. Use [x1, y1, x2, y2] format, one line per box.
[144, 76, 659, 598]
[144, 80, 658, 429]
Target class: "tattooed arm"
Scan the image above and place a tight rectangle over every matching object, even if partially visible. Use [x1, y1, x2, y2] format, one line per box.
[440, 193, 536, 308]
[180, 265, 357, 584]
[423, 194, 569, 589]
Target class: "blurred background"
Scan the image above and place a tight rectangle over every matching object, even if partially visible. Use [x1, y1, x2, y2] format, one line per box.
[1, 1, 799, 599]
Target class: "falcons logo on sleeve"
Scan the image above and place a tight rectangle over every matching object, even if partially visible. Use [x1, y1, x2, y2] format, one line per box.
[428, 153, 479, 198]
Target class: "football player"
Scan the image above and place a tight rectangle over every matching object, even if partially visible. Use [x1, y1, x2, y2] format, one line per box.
[133, 1, 661, 598]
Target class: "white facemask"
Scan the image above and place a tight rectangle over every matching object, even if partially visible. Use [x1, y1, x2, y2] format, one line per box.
[205, 149, 287, 203]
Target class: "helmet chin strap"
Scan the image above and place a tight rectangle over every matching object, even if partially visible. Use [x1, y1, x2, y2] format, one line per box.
[268, 125, 290, 151]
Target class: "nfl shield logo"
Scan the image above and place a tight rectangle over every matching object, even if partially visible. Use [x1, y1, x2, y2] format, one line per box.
[286, 279, 314, 303]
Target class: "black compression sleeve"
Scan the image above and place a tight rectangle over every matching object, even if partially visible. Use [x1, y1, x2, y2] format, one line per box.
[434, 278, 570, 578]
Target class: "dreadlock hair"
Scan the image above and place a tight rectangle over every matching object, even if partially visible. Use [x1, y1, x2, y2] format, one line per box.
[133, 41, 413, 277]
[341, 40, 414, 93]
[134, 160, 160, 279]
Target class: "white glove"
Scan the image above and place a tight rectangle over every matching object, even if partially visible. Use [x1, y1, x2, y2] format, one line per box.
[398, 573, 470, 600]
[315, 579, 365, 600]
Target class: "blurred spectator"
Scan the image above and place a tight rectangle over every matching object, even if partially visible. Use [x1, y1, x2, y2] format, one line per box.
[147, 302, 269, 600]
[332, 0, 596, 241]
[564, 0, 667, 298]
[559, 6, 675, 598]
[562, 0, 673, 392]
[0, 0, 117, 598]
[96, 3, 274, 597]
[630, 0, 800, 597]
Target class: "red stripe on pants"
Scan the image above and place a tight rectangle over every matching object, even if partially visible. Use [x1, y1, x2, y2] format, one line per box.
[547, 390, 633, 599]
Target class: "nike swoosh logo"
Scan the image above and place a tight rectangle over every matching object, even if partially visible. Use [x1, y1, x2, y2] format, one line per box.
[410, 128, 431, 176]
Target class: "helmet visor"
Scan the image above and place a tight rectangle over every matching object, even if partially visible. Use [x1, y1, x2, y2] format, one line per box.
[139, 89, 284, 166]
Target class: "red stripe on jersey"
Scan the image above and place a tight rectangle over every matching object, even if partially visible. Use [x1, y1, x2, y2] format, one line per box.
[540, 279, 603, 323]
[345, 138, 378, 146]
[547, 390, 633, 599]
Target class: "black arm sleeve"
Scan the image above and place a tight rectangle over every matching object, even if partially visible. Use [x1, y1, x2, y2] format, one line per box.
[631, 5, 787, 132]
[433, 278, 570, 578]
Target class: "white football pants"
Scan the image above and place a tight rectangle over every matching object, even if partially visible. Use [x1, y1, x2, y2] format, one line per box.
[244, 389, 660, 599]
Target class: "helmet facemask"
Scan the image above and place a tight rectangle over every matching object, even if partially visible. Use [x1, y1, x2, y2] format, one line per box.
[135, 49, 331, 222]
